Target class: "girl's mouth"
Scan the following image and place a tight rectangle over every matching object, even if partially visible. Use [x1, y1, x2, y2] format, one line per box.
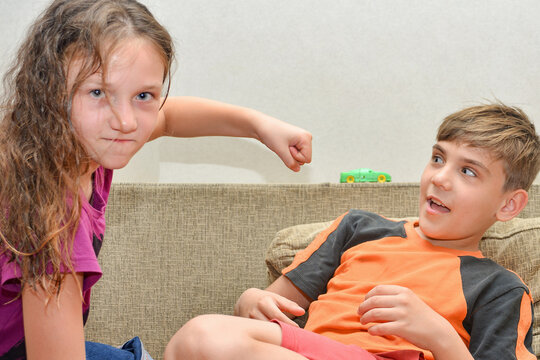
[107, 138, 134, 143]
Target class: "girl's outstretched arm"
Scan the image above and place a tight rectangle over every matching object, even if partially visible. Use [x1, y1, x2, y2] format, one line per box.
[22, 273, 85, 360]
[151, 97, 312, 172]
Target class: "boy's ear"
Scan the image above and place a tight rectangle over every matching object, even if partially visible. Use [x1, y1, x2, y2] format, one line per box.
[496, 189, 528, 222]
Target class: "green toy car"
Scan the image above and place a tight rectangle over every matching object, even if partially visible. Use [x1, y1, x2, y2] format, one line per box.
[340, 168, 392, 183]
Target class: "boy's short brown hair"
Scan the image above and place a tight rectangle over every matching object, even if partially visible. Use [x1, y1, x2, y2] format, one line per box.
[437, 103, 540, 191]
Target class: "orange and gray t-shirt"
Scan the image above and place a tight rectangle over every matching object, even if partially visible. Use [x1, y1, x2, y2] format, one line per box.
[283, 210, 535, 360]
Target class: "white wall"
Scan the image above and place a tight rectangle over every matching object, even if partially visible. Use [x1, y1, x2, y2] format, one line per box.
[1, 0, 539, 184]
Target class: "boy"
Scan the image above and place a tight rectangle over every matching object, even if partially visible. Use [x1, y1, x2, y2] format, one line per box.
[164, 104, 539, 360]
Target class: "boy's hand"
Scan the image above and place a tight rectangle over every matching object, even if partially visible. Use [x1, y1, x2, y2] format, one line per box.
[357, 285, 458, 352]
[234, 287, 305, 327]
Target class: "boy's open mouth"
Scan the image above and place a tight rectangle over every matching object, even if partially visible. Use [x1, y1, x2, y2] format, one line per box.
[428, 198, 450, 213]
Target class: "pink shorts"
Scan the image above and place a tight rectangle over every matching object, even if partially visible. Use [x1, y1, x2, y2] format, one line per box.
[272, 320, 424, 360]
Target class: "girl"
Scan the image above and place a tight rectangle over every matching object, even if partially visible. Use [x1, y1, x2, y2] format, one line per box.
[0, 0, 312, 359]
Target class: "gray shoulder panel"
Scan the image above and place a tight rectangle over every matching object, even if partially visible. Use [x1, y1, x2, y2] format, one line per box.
[460, 256, 534, 359]
[285, 210, 406, 300]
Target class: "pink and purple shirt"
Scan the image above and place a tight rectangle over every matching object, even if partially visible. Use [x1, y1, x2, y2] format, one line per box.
[0, 167, 112, 359]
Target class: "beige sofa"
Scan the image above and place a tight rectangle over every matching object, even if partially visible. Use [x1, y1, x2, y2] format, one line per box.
[85, 183, 540, 358]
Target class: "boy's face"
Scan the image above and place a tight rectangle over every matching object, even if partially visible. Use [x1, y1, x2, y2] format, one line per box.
[417, 140, 511, 250]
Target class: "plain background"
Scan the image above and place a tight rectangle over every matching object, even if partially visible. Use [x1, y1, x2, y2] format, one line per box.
[1, 0, 539, 184]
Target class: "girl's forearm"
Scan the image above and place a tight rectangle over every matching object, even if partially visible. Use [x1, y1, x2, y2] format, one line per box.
[160, 96, 262, 139]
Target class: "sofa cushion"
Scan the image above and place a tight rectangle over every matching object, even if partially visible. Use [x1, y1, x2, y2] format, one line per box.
[265, 217, 540, 356]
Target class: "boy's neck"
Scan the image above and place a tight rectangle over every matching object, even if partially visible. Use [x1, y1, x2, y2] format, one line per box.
[413, 224, 483, 252]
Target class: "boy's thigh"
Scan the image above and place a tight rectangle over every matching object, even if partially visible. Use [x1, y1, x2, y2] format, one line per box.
[272, 320, 424, 360]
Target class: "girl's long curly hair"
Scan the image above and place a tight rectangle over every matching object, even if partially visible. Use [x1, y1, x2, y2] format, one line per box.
[0, 0, 173, 298]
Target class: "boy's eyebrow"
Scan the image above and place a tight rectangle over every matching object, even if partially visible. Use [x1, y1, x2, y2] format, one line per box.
[432, 143, 491, 174]
[432, 143, 445, 155]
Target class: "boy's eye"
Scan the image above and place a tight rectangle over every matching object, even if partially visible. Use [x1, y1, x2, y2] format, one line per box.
[432, 155, 444, 164]
[462, 168, 477, 177]
[90, 89, 105, 98]
[136, 92, 153, 101]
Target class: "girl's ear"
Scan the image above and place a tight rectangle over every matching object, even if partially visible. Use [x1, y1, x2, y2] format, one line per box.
[496, 189, 528, 222]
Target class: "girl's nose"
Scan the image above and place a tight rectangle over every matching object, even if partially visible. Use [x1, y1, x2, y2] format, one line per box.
[110, 102, 137, 133]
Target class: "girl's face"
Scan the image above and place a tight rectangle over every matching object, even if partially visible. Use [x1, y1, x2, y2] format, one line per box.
[69, 37, 165, 172]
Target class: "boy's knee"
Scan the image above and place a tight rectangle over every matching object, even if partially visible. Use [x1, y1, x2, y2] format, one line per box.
[164, 314, 226, 359]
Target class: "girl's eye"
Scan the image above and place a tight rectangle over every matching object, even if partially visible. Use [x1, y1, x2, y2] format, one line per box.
[136, 92, 153, 101]
[90, 89, 104, 98]
[462, 168, 477, 177]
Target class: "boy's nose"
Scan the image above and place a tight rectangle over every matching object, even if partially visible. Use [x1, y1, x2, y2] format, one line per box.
[431, 167, 452, 190]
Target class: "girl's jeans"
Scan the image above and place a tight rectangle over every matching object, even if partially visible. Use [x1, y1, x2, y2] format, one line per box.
[86, 337, 153, 360]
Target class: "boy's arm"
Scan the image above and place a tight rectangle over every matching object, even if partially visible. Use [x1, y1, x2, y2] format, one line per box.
[466, 286, 535, 359]
[151, 96, 312, 172]
[357, 285, 474, 360]
[235, 213, 353, 327]
[237, 213, 352, 327]
[234, 275, 311, 327]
